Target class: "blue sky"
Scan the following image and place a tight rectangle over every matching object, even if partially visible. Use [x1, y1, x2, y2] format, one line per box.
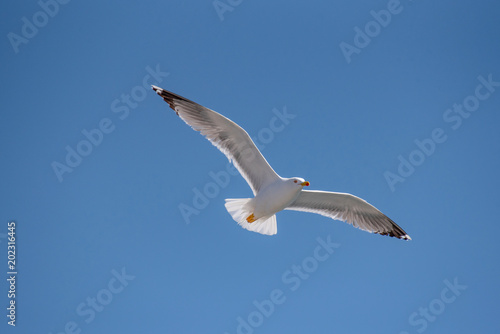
[1, 0, 500, 333]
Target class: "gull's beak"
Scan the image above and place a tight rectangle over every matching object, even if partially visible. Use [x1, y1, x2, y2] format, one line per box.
[300, 181, 310, 186]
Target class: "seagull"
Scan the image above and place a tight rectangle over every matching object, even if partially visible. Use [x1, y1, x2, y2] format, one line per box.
[152, 86, 411, 240]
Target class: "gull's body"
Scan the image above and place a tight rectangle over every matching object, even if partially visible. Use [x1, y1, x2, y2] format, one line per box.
[226, 177, 307, 235]
[152, 86, 411, 240]
[252, 178, 305, 218]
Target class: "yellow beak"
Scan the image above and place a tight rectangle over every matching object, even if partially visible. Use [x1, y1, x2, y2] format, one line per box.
[300, 181, 310, 186]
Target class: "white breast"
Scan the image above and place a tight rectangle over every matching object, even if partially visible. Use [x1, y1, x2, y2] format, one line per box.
[253, 179, 302, 218]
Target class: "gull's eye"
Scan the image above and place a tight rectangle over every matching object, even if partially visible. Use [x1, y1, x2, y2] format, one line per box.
[294, 180, 298, 183]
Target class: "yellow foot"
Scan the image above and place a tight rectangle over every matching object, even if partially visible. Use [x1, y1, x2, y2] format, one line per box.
[246, 214, 256, 223]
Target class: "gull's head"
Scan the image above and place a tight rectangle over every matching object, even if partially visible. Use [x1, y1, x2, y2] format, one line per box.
[290, 177, 310, 187]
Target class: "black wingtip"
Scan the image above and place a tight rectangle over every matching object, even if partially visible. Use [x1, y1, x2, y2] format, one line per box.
[151, 85, 178, 112]
[383, 217, 411, 240]
[377, 230, 412, 240]
[151, 87, 203, 117]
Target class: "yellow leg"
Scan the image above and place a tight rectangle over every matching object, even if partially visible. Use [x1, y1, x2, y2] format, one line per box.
[246, 213, 256, 223]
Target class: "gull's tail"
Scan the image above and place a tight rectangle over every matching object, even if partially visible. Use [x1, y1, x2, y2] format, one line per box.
[224, 198, 277, 235]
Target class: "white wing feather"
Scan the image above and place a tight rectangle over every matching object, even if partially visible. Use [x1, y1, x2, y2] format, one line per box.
[286, 190, 411, 240]
[152, 86, 280, 195]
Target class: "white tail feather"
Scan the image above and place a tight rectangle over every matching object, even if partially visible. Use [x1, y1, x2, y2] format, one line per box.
[224, 198, 277, 235]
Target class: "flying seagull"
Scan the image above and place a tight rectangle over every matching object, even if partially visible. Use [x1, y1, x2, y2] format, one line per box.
[152, 86, 411, 240]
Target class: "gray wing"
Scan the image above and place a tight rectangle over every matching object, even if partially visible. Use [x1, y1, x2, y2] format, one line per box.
[152, 86, 280, 195]
[286, 190, 411, 240]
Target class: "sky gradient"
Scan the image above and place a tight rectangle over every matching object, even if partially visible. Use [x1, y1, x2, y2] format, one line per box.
[1, 1, 500, 333]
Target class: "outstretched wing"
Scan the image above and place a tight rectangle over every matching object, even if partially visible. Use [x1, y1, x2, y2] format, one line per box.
[286, 190, 411, 240]
[152, 86, 280, 195]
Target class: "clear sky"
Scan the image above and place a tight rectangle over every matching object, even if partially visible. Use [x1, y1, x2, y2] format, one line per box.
[1, 1, 500, 333]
